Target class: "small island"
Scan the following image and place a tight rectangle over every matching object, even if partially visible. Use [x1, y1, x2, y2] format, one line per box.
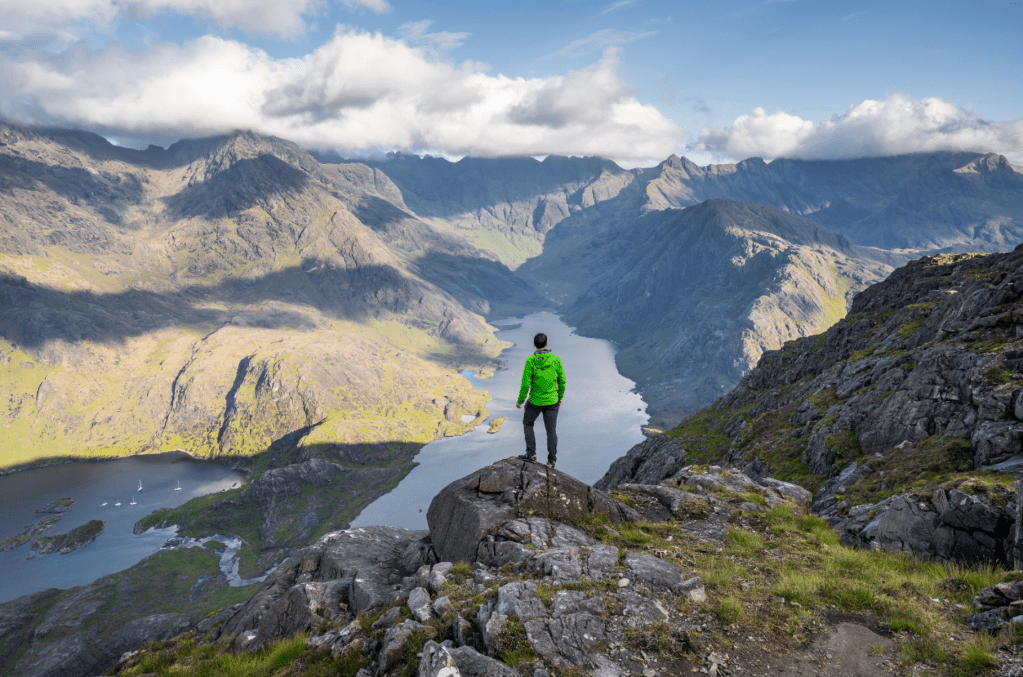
[31, 520, 104, 555]
[486, 416, 506, 434]
[0, 497, 74, 551]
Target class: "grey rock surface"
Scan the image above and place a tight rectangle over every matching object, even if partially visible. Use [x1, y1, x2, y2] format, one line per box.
[418, 640, 460, 677]
[427, 458, 639, 564]
[448, 643, 522, 677]
[212, 525, 424, 649]
[379, 620, 432, 675]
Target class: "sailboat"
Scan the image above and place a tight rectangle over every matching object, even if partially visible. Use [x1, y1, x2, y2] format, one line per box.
[114, 501, 121, 506]
[101, 502, 108, 506]
[175, 480, 182, 491]
[130, 496, 137, 506]
[138, 479, 143, 492]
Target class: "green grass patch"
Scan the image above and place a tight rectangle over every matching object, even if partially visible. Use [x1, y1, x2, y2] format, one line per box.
[663, 405, 734, 462]
[840, 436, 974, 511]
[850, 347, 875, 361]
[739, 491, 767, 506]
[984, 366, 1013, 385]
[117, 633, 335, 677]
[498, 617, 537, 670]
[898, 317, 925, 340]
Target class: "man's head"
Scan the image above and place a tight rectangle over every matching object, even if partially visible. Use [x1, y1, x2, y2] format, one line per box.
[533, 332, 547, 349]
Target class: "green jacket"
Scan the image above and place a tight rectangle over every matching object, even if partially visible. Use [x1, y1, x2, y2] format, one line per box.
[517, 349, 566, 406]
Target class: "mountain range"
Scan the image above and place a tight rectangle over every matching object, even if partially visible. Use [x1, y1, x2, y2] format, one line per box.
[3, 121, 1023, 462]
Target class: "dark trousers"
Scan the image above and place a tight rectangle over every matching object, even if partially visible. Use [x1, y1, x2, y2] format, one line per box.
[523, 401, 559, 462]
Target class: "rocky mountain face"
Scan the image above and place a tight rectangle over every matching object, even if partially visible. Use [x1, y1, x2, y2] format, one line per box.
[528, 199, 900, 424]
[634, 151, 1023, 253]
[362, 150, 1023, 265]
[0, 121, 550, 469]
[343, 153, 637, 269]
[357, 149, 1022, 424]
[600, 245, 1023, 566]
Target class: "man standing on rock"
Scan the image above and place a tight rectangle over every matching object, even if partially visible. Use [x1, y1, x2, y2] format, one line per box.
[516, 332, 566, 469]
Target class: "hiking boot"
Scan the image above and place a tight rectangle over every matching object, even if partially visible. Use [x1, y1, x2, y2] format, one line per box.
[517, 454, 536, 462]
[546, 460, 555, 469]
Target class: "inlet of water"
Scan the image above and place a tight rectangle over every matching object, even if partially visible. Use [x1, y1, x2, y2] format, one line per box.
[351, 313, 649, 530]
[0, 451, 245, 603]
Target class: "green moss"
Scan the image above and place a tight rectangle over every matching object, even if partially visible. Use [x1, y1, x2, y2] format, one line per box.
[984, 366, 1013, 385]
[840, 437, 974, 510]
[898, 317, 925, 340]
[826, 429, 860, 465]
[973, 340, 1008, 354]
[850, 347, 875, 361]
[663, 405, 733, 463]
[947, 475, 1015, 510]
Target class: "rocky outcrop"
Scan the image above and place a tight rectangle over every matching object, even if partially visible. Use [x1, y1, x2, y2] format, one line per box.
[426, 458, 640, 564]
[13, 610, 197, 677]
[207, 525, 428, 651]
[966, 580, 1023, 634]
[598, 247, 1023, 566]
[824, 479, 1016, 565]
[30, 520, 103, 555]
[178, 461, 728, 672]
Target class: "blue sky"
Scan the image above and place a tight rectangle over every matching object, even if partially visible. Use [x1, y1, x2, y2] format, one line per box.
[1, 0, 1020, 165]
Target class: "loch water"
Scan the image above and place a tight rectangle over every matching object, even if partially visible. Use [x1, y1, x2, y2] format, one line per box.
[351, 313, 649, 531]
[0, 452, 245, 603]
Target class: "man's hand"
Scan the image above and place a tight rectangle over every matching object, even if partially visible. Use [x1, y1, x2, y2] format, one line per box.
[516, 402, 522, 409]
[558, 398, 563, 406]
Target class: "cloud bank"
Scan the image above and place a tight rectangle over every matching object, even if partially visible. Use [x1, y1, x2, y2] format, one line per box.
[0, 0, 391, 38]
[695, 94, 1023, 163]
[0, 29, 681, 162]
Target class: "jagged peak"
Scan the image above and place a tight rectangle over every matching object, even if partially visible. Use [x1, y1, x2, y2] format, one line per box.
[737, 156, 768, 170]
[955, 152, 1014, 175]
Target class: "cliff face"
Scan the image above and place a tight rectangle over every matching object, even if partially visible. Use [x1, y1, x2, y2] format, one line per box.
[0, 122, 544, 468]
[599, 245, 1023, 564]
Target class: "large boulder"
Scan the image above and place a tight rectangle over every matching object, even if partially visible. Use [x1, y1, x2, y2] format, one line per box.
[211, 525, 426, 649]
[427, 459, 640, 564]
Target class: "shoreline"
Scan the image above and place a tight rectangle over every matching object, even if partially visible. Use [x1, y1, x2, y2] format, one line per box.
[0, 448, 250, 482]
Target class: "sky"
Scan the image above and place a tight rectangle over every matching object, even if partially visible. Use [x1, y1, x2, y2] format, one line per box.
[0, 0, 1021, 166]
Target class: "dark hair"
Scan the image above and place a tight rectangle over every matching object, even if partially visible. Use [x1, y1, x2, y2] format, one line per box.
[533, 332, 547, 349]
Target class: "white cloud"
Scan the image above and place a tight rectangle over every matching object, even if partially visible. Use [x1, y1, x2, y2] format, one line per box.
[598, 0, 640, 16]
[338, 0, 389, 12]
[0, 0, 389, 39]
[397, 19, 469, 55]
[0, 29, 681, 162]
[695, 94, 1023, 163]
[550, 28, 656, 58]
